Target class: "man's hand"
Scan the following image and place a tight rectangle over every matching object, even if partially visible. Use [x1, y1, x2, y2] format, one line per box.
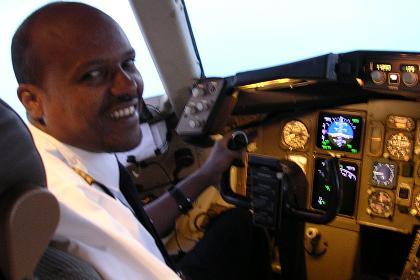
[199, 134, 246, 186]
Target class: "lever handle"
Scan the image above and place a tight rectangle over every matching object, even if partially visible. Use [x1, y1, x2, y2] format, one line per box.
[227, 131, 248, 151]
[220, 131, 251, 208]
[228, 131, 248, 167]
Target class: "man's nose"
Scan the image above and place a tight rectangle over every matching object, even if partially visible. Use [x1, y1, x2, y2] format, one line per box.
[110, 68, 137, 97]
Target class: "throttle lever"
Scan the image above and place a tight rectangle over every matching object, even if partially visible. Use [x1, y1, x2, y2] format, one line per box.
[228, 131, 248, 150]
[227, 131, 248, 167]
[220, 131, 251, 208]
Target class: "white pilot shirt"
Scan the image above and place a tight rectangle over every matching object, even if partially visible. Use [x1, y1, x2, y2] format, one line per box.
[29, 124, 180, 280]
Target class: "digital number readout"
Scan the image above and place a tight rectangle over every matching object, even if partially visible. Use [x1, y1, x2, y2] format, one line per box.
[375, 63, 392, 72]
[400, 64, 418, 73]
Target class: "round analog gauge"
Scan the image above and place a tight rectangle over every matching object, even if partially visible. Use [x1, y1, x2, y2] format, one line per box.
[386, 115, 415, 131]
[386, 132, 413, 161]
[414, 193, 420, 213]
[368, 190, 393, 216]
[281, 120, 309, 150]
[371, 162, 397, 188]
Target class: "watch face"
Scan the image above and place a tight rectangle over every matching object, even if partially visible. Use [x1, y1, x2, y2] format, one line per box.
[281, 120, 309, 150]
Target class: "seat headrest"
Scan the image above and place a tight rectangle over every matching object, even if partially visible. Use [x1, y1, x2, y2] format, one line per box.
[0, 99, 46, 194]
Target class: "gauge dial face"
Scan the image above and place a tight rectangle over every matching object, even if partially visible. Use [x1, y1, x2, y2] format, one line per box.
[414, 193, 420, 213]
[282, 120, 309, 150]
[371, 162, 397, 188]
[386, 132, 413, 161]
[368, 190, 393, 215]
[386, 115, 415, 131]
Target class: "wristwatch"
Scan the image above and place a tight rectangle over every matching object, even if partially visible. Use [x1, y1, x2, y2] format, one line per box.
[168, 186, 193, 214]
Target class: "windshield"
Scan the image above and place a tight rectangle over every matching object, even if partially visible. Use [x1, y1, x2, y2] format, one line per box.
[184, 0, 420, 77]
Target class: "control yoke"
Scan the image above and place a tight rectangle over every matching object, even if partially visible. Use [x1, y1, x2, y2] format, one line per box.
[220, 131, 343, 228]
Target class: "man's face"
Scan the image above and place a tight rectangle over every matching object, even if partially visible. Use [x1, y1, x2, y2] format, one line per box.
[34, 11, 143, 152]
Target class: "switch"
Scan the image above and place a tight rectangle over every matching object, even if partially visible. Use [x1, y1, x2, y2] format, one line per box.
[399, 187, 410, 199]
[396, 181, 413, 207]
[368, 122, 384, 156]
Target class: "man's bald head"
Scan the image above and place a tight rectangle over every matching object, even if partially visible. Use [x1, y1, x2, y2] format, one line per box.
[11, 1, 124, 87]
[12, 2, 144, 152]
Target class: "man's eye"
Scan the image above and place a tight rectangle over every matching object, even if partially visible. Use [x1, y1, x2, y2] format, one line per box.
[122, 58, 136, 70]
[81, 69, 104, 82]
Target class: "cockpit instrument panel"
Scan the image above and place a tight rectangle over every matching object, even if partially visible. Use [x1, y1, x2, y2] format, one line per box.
[316, 112, 363, 156]
[360, 51, 420, 97]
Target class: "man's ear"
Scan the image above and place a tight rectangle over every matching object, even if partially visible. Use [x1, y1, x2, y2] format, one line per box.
[17, 84, 45, 124]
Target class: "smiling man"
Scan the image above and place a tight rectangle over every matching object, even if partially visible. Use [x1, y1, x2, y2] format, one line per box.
[11, 2, 271, 280]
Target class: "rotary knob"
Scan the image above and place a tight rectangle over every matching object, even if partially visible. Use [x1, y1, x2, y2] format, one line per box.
[195, 101, 209, 112]
[371, 70, 386, 85]
[402, 72, 418, 87]
[184, 103, 197, 115]
[188, 119, 202, 128]
[192, 86, 206, 98]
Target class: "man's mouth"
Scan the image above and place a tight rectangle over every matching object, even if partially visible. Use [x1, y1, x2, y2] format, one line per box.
[109, 105, 137, 120]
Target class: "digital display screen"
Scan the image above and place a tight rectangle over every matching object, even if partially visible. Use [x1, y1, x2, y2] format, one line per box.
[400, 64, 418, 73]
[317, 112, 363, 154]
[312, 158, 358, 216]
[374, 63, 392, 72]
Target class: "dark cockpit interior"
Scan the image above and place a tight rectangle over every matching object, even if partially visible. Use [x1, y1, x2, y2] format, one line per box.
[174, 50, 420, 279]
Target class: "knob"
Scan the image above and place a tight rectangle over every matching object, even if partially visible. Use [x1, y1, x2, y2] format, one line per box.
[371, 70, 386, 85]
[304, 226, 327, 256]
[192, 86, 205, 98]
[402, 72, 418, 87]
[184, 103, 197, 115]
[228, 131, 249, 151]
[188, 119, 202, 128]
[195, 101, 209, 112]
[410, 208, 418, 216]
[305, 227, 320, 241]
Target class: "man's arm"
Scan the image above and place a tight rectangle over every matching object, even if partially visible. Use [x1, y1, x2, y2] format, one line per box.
[144, 135, 243, 237]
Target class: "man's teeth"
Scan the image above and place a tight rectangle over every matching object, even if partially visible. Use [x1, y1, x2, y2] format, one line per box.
[110, 105, 136, 119]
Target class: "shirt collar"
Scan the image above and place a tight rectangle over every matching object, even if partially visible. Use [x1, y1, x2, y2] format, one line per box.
[28, 124, 120, 192]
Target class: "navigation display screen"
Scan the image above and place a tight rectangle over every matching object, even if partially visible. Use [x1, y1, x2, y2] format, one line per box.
[312, 158, 358, 216]
[317, 112, 363, 154]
